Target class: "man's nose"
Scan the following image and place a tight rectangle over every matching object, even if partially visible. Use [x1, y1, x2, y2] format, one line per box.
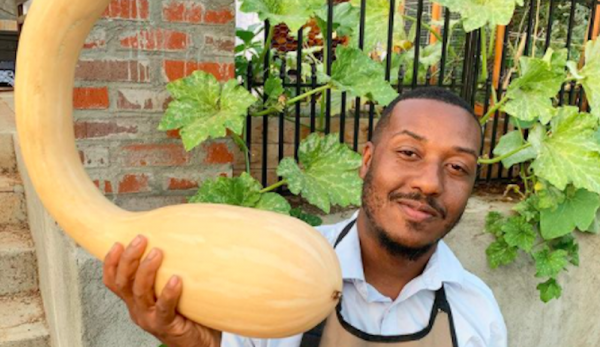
[409, 162, 444, 196]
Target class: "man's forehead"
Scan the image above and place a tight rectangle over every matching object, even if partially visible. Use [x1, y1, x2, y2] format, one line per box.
[384, 98, 482, 148]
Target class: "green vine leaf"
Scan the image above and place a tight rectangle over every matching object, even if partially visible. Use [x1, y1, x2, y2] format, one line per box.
[189, 173, 291, 215]
[540, 188, 600, 240]
[533, 248, 568, 278]
[536, 180, 566, 210]
[348, 0, 407, 53]
[574, 39, 600, 116]
[502, 50, 567, 124]
[240, 0, 322, 33]
[486, 238, 518, 269]
[330, 46, 399, 106]
[159, 71, 257, 151]
[513, 195, 540, 223]
[433, 0, 524, 32]
[531, 106, 600, 194]
[537, 278, 562, 303]
[290, 207, 323, 227]
[255, 193, 292, 214]
[485, 211, 505, 237]
[502, 215, 536, 252]
[553, 234, 580, 266]
[315, 2, 361, 39]
[265, 75, 284, 102]
[277, 133, 363, 213]
[492, 130, 537, 168]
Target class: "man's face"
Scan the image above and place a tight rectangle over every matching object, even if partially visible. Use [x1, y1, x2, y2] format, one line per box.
[360, 98, 481, 258]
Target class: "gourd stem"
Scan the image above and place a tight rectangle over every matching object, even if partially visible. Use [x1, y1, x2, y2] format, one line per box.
[478, 143, 532, 164]
[259, 180, 288, 194]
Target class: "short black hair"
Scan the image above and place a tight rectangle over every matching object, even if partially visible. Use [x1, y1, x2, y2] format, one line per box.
[372, 87, 481, 144]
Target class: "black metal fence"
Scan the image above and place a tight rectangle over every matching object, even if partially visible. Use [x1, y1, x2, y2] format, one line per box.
[241, 0, 600, 187]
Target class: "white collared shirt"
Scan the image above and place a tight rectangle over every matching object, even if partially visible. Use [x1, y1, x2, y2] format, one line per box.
[221, 213, 507, 347]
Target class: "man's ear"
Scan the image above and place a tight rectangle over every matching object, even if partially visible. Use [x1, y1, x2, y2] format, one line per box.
[359, 142, 375, 179]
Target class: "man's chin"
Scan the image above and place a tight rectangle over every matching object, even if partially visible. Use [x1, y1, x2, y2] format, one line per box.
[376, 229, 438, 262]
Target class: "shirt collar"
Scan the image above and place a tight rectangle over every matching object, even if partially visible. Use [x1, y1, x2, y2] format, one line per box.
[334, 213, 466, 291]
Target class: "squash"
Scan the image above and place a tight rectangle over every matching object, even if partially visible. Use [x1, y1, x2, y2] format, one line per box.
[14, 0, 342, 338]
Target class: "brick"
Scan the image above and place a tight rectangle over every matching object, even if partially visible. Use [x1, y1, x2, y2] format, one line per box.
[118, 173, 150, 194]
[204, 142, 234, 164]
[163, 1, 203, 23]
[163, 60, 234, 82]
[120, 29, 190, 51]
[73, 87, 109, 110]
[204, 8, 234, 24]
[76, 60, 150, 83]
[93, 180, 114, 194]
[120, 143, 190, 167]
[117, 89, 170, 111]
[79, 146, 110, 168]
[166, 177, 198, 190]
[74, 121, 137, 139]
[84, 29, 107, 49]
[204, 35, 235, 53]
[103, 0, 149, 20]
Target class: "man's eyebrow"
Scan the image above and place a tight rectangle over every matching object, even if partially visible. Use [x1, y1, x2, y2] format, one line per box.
[391, 130, 427, 141]
[454, 146, 479, 161]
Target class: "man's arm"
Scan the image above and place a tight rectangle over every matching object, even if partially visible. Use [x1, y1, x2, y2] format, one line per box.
[103, 235, 221, 347]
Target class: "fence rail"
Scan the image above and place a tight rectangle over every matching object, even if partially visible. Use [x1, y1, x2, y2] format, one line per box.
[240, 0, 600, 187]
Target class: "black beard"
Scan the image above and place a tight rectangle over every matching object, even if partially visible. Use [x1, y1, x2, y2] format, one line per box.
[361, 166, 464, 262]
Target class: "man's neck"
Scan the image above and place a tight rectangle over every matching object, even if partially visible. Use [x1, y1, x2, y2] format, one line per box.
[356, 210, 436, 300]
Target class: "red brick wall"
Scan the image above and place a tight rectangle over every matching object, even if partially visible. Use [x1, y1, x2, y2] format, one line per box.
[74, 0, 236, 210]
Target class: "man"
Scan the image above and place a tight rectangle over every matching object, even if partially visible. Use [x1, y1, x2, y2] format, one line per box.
[103, 87, 507, 347]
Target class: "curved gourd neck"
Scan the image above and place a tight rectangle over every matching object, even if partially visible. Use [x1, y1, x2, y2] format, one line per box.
[15, 0, 132, 258]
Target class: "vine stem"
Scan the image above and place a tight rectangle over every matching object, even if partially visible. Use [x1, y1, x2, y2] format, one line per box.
[480, 27, 488, 82]
[479, 95, 509, 125]
[257, 25, 275, 71]
[230, 132, 250, 174]
[478, 143, 532, 165]
[251, 84, 332, 118]
[259, 179, 288, 194]
[402, 14, 443, 43]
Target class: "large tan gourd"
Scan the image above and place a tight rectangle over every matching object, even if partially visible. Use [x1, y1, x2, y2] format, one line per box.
[14, 0, 342, 338]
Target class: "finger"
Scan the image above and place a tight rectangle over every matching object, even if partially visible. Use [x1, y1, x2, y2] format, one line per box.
[103, 243, 124, 293]
[114, 235, 148, 300]
[155, 276, 183, 325]
[132, 248, 163, 310]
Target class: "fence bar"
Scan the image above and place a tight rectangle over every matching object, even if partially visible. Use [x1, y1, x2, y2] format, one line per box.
[278, 58, 286, 167]
[325, 0, 334, 134]
[478, 76, 493, 180]
[385, 0, 396, 81]
[340, 92, 347, 143]
[245, 61, 253, 154]
[354, 0, 367, 152]
[488, 25, 510, 181]
[294, 28, 303, 160]
[412, 0, 425, 89]
[310, 63, 317, 132]
[368, 102, 375, 140]
[524, 0, 536, 55]
[262, 21, 271, 186]
[545, 0, 556, 51]
[398, 65, 405, 93]
[565, 0, 577, 59]
[461, 32, 473, 99]
[439, 8, 451, 86]
[470, 29, 482, 107]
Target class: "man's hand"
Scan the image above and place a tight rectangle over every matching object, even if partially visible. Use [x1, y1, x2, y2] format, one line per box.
[103, 235, 221, 347]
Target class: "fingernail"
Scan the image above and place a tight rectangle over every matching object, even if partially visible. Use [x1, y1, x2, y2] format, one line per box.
[168, 276, 179, 288]
[109, 243, 119, 253]
[131, 235, 143, 247]
[146, 248, 158, 261]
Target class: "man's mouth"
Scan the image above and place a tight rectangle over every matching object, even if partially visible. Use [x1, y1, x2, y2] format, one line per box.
[396, 199, 440, 223]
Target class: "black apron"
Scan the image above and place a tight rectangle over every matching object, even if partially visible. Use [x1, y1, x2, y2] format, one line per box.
[300, 220, 459, 347]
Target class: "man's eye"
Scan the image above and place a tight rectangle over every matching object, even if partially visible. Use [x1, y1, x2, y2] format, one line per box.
[450, 164, 467, 174]
[398, 150, 418, 158]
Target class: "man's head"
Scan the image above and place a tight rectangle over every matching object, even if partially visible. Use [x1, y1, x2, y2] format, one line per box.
[360, 87, 482, 261]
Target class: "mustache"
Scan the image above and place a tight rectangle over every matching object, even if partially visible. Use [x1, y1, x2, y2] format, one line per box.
[389, 191, 447, 219]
